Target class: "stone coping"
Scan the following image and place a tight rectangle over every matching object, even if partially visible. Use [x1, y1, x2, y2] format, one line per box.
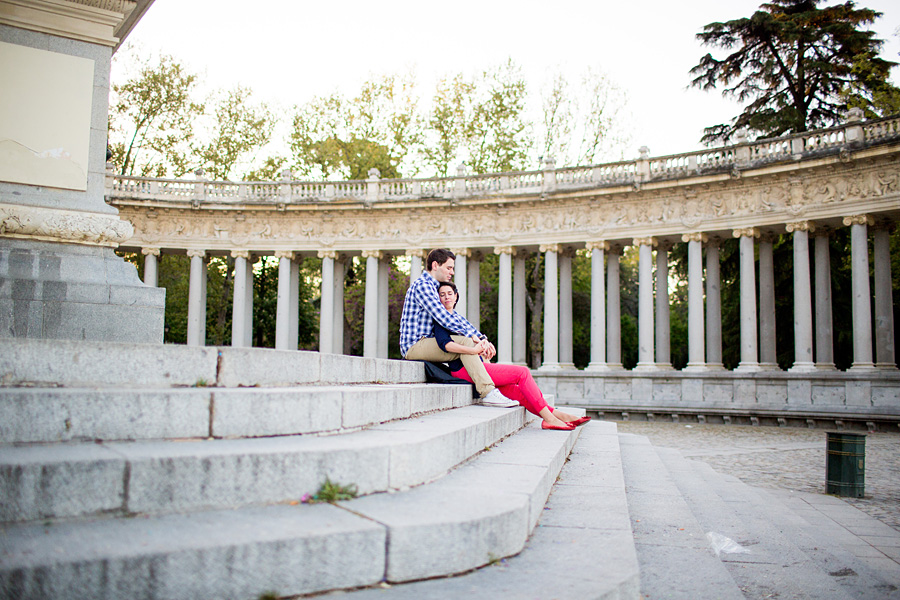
[0, 338, 425, 388]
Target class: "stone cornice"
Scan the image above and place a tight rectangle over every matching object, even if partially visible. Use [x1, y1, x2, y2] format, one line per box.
[0, 203, 132, 247]
[0, 0, 136, 47]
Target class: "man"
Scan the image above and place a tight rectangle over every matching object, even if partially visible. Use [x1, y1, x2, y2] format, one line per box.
[400, 248, 518, 407]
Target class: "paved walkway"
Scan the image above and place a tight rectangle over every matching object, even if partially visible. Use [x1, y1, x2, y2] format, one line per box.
[615, 421, 900, 533]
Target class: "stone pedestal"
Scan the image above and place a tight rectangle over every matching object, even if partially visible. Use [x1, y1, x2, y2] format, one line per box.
[0, 20, 164, 344]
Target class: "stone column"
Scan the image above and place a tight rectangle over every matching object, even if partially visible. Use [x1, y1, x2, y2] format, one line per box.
[231, 250, 252, 348]
[655, 240, 673, 370]
[844, 215, 875, 369]
[705, 237, 724, 370]
[495, 246, 514, 364]
[406, 249, 426, 284]
[873, 224, 896, 369]
[683, 233, 707, 371]
[377, 254, 391, 359]
[186, 249, 207, 347]
[142, 248, 160, 287]
[316, 250, 336, 354]
[634, 237, 656, 371]
[290, 257, 300, 350]
[452, 248, 468, 318]
[362, 250, 382, 358]
[758, 233, 779, 370]
[274, 251, 299, 351]
[733, 228, 760, 371]
[607, 245, 624, 369]
[539, 243, 561, 370]
[467, 251, 482, 329]
[585, 241, 609, 371]
[559, 247, 576, 369]
[787, 222, 815, 371]
[813, 230, 836, 369]
[333, 255, 346, 354]
[513, 250, 528, 365]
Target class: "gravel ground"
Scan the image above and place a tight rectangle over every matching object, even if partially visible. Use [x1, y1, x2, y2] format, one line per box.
[614, 420, 900, 533]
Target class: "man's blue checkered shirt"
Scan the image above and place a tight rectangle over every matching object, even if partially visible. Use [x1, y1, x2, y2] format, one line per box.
[399, 271, 481, 357]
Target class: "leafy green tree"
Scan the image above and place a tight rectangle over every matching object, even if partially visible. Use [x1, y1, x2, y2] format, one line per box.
[289, 75, 419, 180]
[109, 52, 203, 177]
[464, 60, 531, 174]
[538, 68, 631, 166]
[422, 75, 476, 177]
[690, 0, 899, 144]
[196, 86, 277, 180]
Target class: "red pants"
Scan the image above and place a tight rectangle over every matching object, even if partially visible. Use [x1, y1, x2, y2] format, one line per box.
[451, 362, 552, 417]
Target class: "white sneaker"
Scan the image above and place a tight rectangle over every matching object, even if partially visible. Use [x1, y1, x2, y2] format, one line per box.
[481, 389, 520, 408]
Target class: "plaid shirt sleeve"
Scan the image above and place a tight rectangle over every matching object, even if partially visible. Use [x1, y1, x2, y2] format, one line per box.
[400, 274, 480, 356]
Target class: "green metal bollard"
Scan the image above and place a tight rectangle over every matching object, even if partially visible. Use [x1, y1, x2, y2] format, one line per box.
[825, 432, 866, 498]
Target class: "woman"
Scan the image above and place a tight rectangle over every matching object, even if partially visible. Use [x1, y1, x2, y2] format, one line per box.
[434, 281, 590, 431]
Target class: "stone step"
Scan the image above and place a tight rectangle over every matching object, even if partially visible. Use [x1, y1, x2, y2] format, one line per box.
[617, 433, 745, 600]
[1, 405, 528, 523]
[325, 419, 641, 600]
[0, 338, 424, 388]
[668, 452, 900, 599]
[0, 382, 473, 443]
[0, 418, 582, 600]
[656, 447, 854, 599]
[766, 487, 900, 591]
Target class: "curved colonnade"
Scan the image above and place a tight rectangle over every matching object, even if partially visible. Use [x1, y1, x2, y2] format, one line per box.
[110, 113, 900, 430]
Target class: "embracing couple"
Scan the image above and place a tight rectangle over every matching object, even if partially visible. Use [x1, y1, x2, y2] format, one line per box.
[399, 248, 590, 431]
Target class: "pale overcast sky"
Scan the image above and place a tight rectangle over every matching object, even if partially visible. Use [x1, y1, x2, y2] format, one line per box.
[120, 0, 900, 162]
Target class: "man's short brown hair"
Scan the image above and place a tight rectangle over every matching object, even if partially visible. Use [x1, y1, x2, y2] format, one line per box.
[426, 249, 456, 271]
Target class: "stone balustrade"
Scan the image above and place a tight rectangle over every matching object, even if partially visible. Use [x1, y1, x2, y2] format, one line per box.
[109, 113, 900, 207]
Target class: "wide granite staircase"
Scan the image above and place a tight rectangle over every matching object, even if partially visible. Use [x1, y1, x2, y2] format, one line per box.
[0, 339, 626, 599]
[3, 339, 899, 599]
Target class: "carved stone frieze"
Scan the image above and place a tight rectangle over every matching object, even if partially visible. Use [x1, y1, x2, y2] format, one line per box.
[0, 203, 133, 247]
[113, 156, 900, 252]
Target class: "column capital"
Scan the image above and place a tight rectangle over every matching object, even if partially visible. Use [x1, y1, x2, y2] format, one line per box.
[843, 214, 874, 227]
[141, 247, 161, 257]
[316, 250, 337, 260]
[560, 246, 578, 258]
[361, 250, 383, 259]
[632, 237, 657, 247]
[450, 248, 470, 258]
[231, 250, 250, 259]
[758, 231, 779, 243]
[539, 243, 562, 254]
[585, 240, 610, 252]
[786, 221, 816, 233]
[811, 226, 834, 237]
[494, 245, 514, 256]
[405, 248, 427, 259]
[186, 249, 206, 259]
[732, 227, 760, 239]
[681, 232, 707, 243]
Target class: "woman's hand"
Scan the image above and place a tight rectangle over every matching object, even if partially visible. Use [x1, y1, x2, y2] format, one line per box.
[479, 340, 497, 361]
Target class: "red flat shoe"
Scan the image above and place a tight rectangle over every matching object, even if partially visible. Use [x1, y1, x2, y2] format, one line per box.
[569, 416, 592, 427]
[542, 421, 575, 431]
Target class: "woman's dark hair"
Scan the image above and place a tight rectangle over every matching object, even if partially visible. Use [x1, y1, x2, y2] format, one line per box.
[437, 281, 459, 308]
[426, 248, 456, 271]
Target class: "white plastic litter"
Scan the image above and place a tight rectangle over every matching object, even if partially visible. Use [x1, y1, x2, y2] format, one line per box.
[706, 532, 751, 557]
